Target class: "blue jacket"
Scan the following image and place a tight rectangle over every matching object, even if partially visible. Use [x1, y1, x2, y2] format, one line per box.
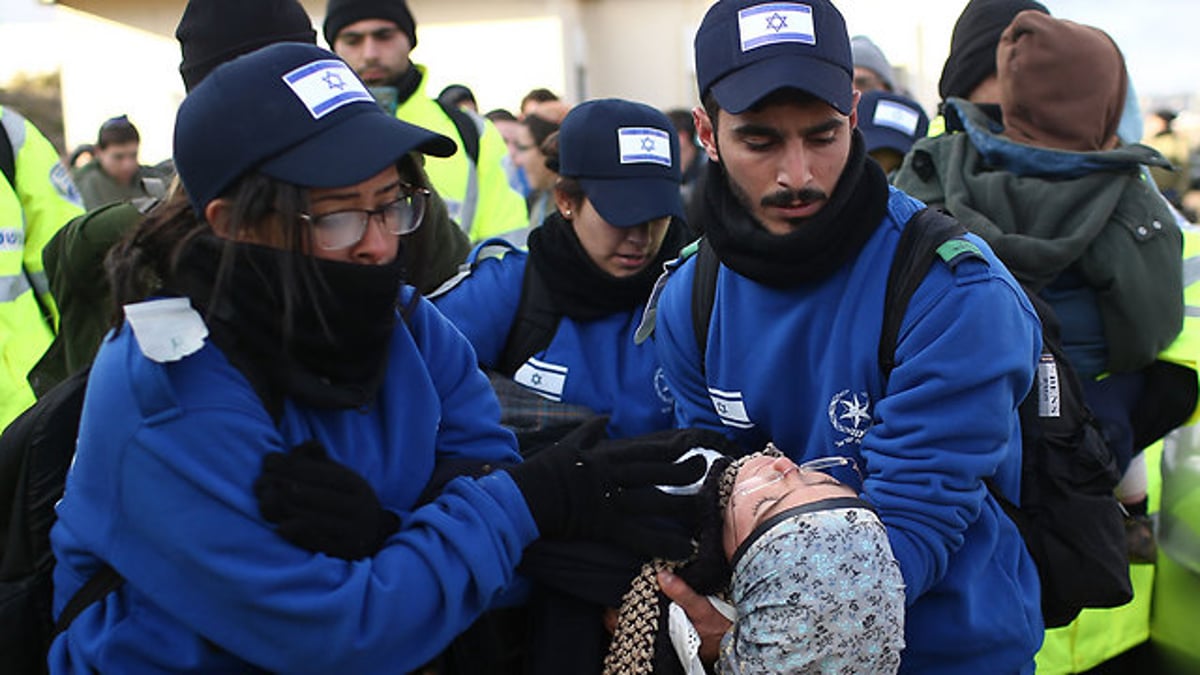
[654, 187, 1044, 674]
[433, 245, 675, 439]
[49, 289, 535, 674]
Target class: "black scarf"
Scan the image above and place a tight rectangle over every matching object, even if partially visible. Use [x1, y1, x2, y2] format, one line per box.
[697, 129, 890, 288]
[526, 211, 688, 321]
[388, 61, 423, 104]
[170, 233, 403, 417]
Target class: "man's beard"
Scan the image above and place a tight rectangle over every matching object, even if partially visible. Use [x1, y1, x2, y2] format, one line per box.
[724, 169, 829, 229]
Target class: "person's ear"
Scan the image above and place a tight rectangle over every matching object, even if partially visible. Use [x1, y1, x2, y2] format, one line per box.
[553, 189, 577, 219]
[204, 199, 234, 239]
[695, 106, 720, 162]
[848, 90, 862, 130]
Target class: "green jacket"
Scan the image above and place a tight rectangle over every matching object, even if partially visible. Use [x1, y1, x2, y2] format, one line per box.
[893, 99, 1183, 373]
[72, 160, 168, 210]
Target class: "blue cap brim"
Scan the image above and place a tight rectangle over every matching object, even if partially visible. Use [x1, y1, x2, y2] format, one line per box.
[862, 128, 916, 155]
[710, 55, 853, 115]
[259, 110, 456, 189]
[579, 176, 685, 228]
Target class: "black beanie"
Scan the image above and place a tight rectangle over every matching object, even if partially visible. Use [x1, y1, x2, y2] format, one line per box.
[176, 0, 316, 92]
[938, 0, 1049, 102]
[323, 0, 417, 50]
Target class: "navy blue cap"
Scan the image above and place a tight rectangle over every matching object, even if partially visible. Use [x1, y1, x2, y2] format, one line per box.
[174, 42, 456, 215]
[558, 99, 684, 228]
[695, 1, 853, 115]
[857, 90, 930, 155]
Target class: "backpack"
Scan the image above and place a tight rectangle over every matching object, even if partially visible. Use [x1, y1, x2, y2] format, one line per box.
[438, 100, 482, 167]
[496, 262, 561, 378]
[0, 368, 122, 673]
[689, 207, 1132, 628]
[438, 100, 487, 234]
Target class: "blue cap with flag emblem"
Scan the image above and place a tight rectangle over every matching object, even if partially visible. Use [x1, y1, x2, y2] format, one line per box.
[858, 89, 930, 155]
[557, 98, 684, 228]
[173, 42, 456, 215]
[695, 0, 854, 115]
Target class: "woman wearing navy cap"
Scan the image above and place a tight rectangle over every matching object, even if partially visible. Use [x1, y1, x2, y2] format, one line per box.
[433, 98, 690, 444]
[47, 44, 706, 673]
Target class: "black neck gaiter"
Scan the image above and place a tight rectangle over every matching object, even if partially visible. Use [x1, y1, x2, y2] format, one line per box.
[388, 61, 423, 104]
[170, 233, 403, 417]
[526, 211, 688, 321]
[697, 129, 890, 288]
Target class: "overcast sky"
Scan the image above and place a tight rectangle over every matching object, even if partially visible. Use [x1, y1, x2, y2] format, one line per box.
[839, 0, 1194, 103]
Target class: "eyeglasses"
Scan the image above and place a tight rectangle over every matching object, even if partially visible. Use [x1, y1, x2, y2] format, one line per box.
[300, 185, 430, 251]
[731, 453, 862, 502]
[727, 452, 862, 545]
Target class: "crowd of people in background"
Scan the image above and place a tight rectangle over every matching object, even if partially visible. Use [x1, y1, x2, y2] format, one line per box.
[1, 0, 1198, 673]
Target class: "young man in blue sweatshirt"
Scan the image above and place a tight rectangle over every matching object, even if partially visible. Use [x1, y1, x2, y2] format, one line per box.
[650, 2, 1044, 672]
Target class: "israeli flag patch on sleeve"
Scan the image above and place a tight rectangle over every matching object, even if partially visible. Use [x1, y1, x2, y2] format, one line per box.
[282, 59, 373, 119]
[514, 357, 568, 401]
[708, 387, 754, 429]
[618, 127, 672, 167]
[738, 3, 816, 51]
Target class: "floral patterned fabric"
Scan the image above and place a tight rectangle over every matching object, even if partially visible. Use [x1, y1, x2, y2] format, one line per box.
[719, 500, 906, 674]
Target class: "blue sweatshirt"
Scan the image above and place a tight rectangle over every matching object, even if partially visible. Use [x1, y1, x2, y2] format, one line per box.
[49, 289, 536, 674]
[433, 247, 675, 439]
[654, 188, 1044, 674]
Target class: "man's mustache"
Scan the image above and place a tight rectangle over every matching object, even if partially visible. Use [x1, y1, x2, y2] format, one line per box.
[760, 188, 827, 208]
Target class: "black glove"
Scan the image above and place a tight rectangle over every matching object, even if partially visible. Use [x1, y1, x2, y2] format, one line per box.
[504, 416, 735, 559]
[254, 440, 400, 560]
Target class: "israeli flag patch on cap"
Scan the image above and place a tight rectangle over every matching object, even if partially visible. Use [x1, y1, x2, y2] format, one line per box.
[282, 59, 373, 119]
[618, 127, 672, 167]
[709, 387, 754, 429]
[514, 357, 568, 401]
[738, 2, 816, 51]
[872, 99, 921, 137]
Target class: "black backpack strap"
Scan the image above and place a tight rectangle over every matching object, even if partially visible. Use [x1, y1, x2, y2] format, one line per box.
[439, 101, 481, 166]
[52, 564, 122, 637]
[690, 238, 720, 377]
[0, 114, 15, 190]
[496, 263, 562, 377]
[879, 207, 981, 378]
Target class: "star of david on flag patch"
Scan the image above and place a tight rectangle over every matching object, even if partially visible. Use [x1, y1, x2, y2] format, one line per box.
[708, 387, 754, 429]
[738, 2, 816, 51]
[618, 127, 672, 167]
[282, 59, 373, 119]
[514, 357, 568, 401]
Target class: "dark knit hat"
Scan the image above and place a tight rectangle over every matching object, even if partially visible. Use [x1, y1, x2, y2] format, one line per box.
[323, 0, 417, 49]
[938, 0, 1049, 102]
[851, 35, 895, 92]
[176, 0, 316, 93]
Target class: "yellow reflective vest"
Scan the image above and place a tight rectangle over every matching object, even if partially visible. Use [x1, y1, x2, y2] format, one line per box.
[395, 66, 527, 243]
[0, 106, 84, 430]
[1156, 221, 1200, 423]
